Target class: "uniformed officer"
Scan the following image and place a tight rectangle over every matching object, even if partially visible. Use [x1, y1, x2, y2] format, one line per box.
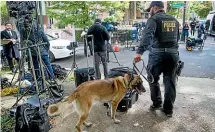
[134, 1, 180, 117]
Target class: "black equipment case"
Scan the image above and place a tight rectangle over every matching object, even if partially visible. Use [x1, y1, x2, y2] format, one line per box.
[74, 67, 95, 87]
[108, 67, 139, 112]
[74, 35, 95, 87]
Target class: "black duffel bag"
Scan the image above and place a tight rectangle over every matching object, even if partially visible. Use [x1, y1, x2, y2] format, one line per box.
[107, 67, 146, 112]
[15, 103, 51, 132]
[108, 67, 146, 93]
[108, 67, 136, 78]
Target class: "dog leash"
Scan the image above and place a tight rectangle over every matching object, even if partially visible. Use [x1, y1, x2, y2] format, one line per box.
[133, 60, 154, 84]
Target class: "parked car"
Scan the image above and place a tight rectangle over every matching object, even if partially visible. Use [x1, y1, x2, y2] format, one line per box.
[46, 34, 84, 62]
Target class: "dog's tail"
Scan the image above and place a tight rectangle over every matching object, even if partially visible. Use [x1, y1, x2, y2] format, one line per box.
[47, 92, 80, 117]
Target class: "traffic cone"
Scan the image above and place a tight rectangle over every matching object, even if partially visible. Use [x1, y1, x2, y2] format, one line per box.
[113, 40, 119, 52]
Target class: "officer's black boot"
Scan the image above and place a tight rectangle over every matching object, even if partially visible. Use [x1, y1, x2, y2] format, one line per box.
[150, 104, 162, 110]
[161, 108, 173, 117]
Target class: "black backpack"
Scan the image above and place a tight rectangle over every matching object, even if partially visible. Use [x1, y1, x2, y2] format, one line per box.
[0, 77, 11, 89]
[15, 103, 51, 132]
[51, 64, 67, 79]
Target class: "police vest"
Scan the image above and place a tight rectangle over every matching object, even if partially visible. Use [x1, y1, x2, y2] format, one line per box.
[151, 12, 179, 43]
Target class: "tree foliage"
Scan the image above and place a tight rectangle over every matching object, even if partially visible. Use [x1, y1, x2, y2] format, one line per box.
[47, 1, 129, 28]
[167, 1, 183, 18]
[136, 1, 146, 13]
[190, 1, 212, 19]
[0, 1, 10, 25]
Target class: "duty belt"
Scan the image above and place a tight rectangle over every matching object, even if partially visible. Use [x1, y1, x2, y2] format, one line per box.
[150, 48, 178, 54]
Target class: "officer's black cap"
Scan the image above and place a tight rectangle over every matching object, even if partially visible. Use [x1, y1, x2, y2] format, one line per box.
[146, 1, 164, 12]
[94, 18, 101, 24]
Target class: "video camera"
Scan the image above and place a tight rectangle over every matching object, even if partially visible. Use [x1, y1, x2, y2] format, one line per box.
[70, 42, 79, 48]
[7, 1, 36, 26]
[101, 22, 119, 32]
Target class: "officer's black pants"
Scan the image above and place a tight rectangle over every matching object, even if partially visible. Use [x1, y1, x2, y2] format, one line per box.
[147, 52, 179, 111]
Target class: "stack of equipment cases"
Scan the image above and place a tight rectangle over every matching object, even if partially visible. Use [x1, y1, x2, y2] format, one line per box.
[108, 67, 139, 112]
[74, 35, 95, 87]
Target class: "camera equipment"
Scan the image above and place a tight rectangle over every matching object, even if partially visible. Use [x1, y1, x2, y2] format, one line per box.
[6, 2, 63, 131]
[70, 42, 79, 48]
[62, 42, 78, 83]
[74, 35, 95, 85]
[101, 22, 119, 32]
[15, 103, 51, 132]
[7, 1, 36, 19]
[106, 43, 121, 66]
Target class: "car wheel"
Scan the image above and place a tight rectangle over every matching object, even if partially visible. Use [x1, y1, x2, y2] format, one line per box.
[49, 51, 55, 62]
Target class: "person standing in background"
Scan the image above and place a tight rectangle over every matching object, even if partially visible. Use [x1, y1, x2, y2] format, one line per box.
[1, 23, 20, 73]
[190, 20, 196, 36]
[183, 23, 189, 41]
[87, 19, 110, 80]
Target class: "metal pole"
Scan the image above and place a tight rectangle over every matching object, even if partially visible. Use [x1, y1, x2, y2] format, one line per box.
[38, 1, 44, 31]
[180, 1, 187, 41]
[182, 1, 186, 30]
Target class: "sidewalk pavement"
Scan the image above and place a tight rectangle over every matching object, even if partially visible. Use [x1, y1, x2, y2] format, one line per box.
[1, 75, 215, 132]
[49, 76, 215, 132]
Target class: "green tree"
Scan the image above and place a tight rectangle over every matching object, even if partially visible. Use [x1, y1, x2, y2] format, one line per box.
[167, 1, 184, 18]
[190, 1, 212, 19]
[0, 1, 10, 25]
[136, 1, 146, 13]
[46, 1, 129, 28]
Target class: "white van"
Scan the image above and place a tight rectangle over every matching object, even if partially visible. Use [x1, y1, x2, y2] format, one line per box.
[206, 11, 215, 35]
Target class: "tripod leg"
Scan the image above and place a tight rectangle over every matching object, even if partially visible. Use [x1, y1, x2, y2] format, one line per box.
[10, 51, 25, 86]
[62, 47, 77, 83]
[28, 48, 42, 107]
[15, 50, 26, 105]
[107, 43, 121, 66]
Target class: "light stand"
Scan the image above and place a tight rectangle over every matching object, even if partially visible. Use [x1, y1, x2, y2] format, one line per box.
[62, 42, 78, 83]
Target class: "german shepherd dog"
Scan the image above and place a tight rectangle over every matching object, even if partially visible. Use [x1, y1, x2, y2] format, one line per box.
[47, 74, 145, 132]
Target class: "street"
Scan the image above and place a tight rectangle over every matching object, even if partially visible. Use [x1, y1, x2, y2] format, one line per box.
[54, 36, 215, 79]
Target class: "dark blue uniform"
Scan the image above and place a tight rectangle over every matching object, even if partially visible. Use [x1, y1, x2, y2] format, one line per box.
[137, 10, 180, 114]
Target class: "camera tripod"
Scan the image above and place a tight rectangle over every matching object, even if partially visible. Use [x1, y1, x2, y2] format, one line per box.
[107, 31, 121, 66]
[9, 23, 63, 115]
[62, 43, 78, 83]
[11, 41, 63, 109]
[106, 42, 121, 66]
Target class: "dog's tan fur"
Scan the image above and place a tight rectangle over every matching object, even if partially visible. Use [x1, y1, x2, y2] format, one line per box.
[47, 74, 142, 132]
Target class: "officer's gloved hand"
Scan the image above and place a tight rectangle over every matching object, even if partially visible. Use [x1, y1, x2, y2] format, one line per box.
[134, 54, 142, 63]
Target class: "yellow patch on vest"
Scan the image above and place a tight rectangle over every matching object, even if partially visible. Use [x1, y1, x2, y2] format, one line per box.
[162, 21, 176, 32]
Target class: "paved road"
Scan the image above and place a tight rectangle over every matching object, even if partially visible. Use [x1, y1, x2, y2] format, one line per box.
[54, 36, 215, 79]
